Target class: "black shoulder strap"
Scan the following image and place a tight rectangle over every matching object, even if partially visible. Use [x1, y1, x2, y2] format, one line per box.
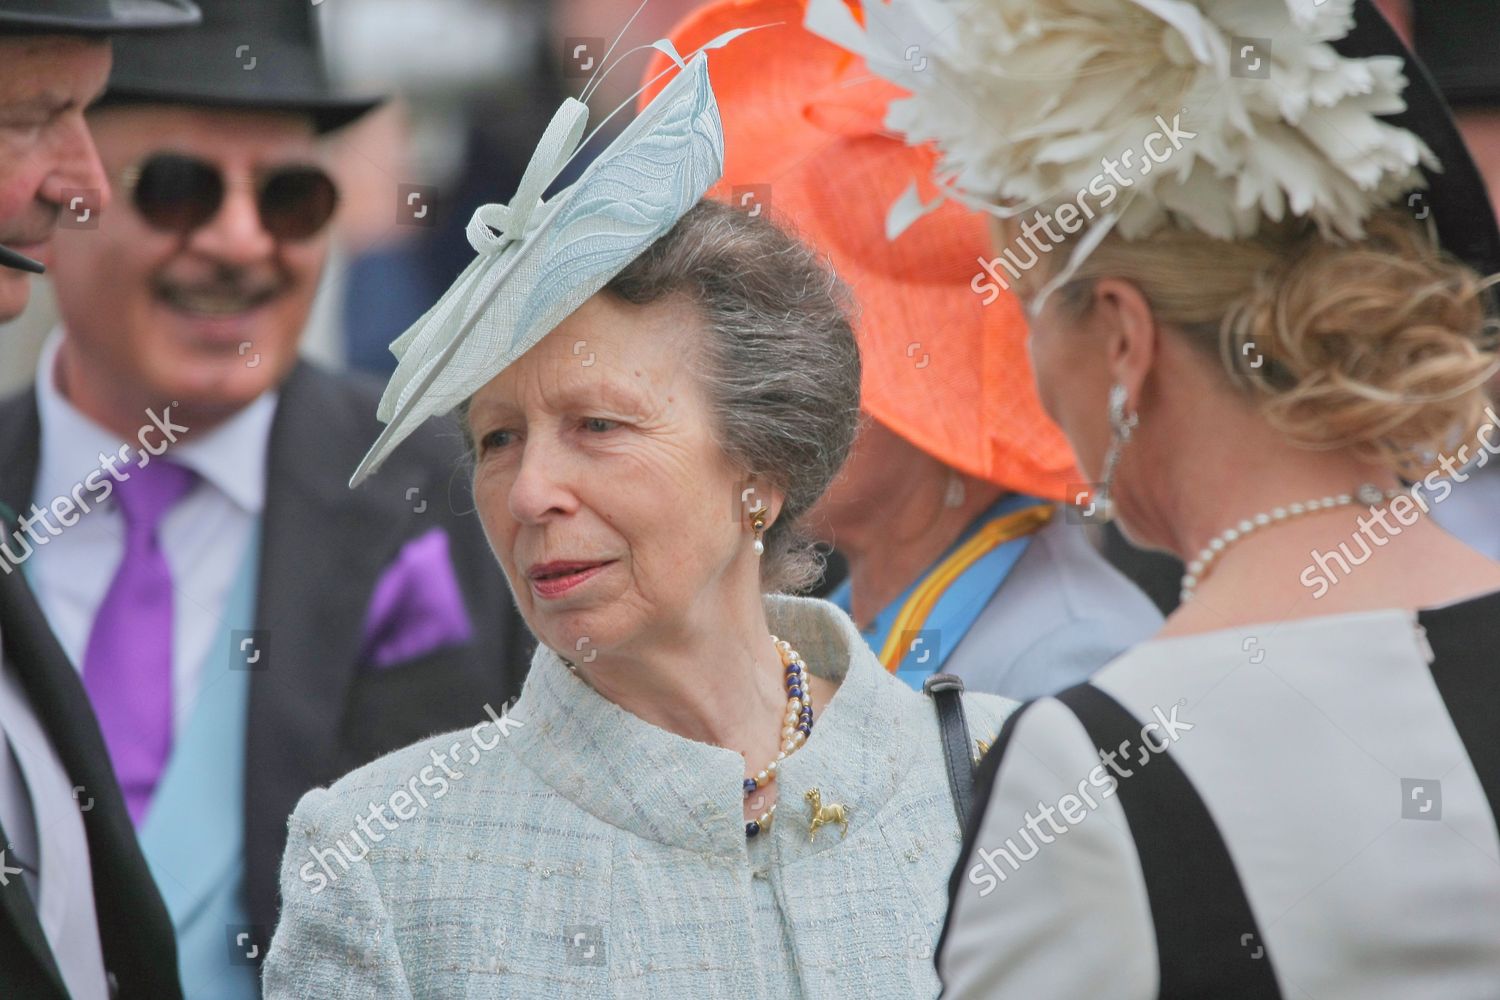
[923, 673, 976, 829]
[1055, 683, 1283, 1000]
[936, 693, 1036, 971]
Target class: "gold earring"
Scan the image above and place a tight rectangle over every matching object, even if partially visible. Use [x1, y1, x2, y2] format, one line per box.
[749, 502, 768, 555]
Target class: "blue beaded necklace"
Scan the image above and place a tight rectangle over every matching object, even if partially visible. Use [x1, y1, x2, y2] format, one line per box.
[743, 635, 815, 838]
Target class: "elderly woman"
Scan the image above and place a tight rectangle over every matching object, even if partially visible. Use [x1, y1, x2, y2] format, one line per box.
[262, 48, 1010, 1000]
[647, 0, 1162, 700]
[810, 0, 1500, 997]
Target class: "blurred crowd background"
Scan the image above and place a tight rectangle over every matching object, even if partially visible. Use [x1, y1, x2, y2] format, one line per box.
[0, 0, 718, 391]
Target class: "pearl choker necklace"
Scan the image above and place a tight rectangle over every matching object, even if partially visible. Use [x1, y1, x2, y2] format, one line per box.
[743, 635, 815, 838]
[1180, 483, 1405, 603]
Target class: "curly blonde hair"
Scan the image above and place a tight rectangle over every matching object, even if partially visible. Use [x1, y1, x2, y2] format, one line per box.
[1006, 210, 1500, 480]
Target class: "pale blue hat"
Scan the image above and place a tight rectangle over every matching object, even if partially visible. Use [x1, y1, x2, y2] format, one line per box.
[350, 30, 755, 487]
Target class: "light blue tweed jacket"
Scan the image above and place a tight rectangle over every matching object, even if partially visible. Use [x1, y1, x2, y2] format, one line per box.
[262, 594, 1015, 999]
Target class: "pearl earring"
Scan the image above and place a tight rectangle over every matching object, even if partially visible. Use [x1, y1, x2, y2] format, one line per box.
[749, 502, 769, 555]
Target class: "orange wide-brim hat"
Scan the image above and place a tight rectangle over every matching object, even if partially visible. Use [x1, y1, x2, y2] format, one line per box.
[640, 0, 1078, 500]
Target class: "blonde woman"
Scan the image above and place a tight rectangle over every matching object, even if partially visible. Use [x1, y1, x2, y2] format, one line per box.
[810, 0, 1500, 996]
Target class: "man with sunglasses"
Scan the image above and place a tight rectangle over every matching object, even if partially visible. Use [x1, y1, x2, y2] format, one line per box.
[0, 2, 528, 997]
[0, 3, 204, 999]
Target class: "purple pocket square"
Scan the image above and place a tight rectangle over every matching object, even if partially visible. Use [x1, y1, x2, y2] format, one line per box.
[360, 528, 474, 671]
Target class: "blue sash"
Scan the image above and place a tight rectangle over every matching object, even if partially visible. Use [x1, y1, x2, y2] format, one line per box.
[829, 494, 1044, 690]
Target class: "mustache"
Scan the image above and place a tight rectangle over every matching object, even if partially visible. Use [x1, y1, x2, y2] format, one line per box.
[153, 265, 289, 300]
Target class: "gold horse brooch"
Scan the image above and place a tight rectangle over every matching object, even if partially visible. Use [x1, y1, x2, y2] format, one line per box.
[805, 788, 850, 842]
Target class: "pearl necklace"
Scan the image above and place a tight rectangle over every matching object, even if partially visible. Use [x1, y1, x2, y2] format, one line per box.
[743, 635, 815, 838]
[1180, 483, 1405, 603]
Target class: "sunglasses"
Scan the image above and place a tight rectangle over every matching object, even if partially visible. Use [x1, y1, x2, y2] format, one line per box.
[118, 153, 339, 242]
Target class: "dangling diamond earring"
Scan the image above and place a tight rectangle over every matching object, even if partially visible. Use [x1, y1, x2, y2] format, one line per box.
[1097, 383, 1138, 524]
[749, 502, 769, 555]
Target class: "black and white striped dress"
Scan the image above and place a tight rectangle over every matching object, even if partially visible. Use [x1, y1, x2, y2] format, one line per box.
[938, 591, 1500, 999]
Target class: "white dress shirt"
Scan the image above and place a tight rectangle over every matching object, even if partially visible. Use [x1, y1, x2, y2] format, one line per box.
[28, 330, 276, 734]
[0, 627, 109, 1000]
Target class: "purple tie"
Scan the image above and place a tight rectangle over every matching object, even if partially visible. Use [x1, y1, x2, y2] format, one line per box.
[82, 458, 196, 826]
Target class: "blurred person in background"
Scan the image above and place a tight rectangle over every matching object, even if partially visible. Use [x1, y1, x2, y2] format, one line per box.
[652, 0, 1161, 699]
[0, 2, 201, 998]
[0, 1, 529, 995]
[316, 0, 546, 377]
[265, 44, 1012, 998]
[323, 0, 707, 381]
[807, 0, 1500, 995]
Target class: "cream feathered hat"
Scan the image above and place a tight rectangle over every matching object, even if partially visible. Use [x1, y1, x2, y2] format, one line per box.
[349, 23, 757, 487]
[803, 0, 1500, 303]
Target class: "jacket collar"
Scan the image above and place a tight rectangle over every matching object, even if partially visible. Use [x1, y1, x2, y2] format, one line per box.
[35, 330, 276, 515]
[506, 593, 920, 858]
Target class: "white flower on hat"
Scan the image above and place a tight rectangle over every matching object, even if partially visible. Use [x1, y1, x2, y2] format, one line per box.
[806, 0, 1435, 246]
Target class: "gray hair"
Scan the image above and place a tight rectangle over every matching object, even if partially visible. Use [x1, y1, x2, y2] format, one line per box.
[604, 199, 861, 593]
[457, 200, 860, 593]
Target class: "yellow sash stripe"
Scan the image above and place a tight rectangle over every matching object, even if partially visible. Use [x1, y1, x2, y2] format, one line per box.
[876, 504, 1056, 673]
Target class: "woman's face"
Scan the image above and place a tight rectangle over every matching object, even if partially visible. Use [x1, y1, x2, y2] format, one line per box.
[467, 291, 755, 663]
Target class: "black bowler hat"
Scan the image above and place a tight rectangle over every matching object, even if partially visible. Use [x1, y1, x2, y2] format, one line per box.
[1413, 0, 1500, 109]
[0, 0, 199, 33]
[1336, 0, 1500, 278]
[96, 0, 381, 134]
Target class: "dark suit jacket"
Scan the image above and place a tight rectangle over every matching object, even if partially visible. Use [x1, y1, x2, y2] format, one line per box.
[0, 360, 532, 970]
[0, 560, 183, 1000]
